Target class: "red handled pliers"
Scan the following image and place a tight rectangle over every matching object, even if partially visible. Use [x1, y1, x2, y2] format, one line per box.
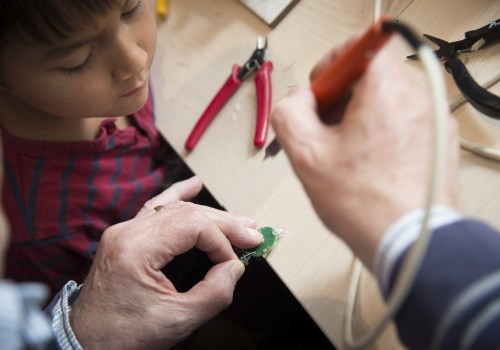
[185, 36, 273, 151]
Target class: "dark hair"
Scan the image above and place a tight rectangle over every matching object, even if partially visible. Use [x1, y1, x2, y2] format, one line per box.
[0, 0, 121, 46]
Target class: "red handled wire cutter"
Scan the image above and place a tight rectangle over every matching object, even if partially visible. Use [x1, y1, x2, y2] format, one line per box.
[185, 36, 273, 151]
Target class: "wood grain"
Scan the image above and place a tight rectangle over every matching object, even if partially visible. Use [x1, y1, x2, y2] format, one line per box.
[151, 1, 500, 348]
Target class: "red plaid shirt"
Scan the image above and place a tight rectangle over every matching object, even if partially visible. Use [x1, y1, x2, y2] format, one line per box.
[3, 93, 175, 296]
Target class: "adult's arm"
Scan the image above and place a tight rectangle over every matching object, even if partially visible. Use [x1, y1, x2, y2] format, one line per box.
[381, 215, 500, 350]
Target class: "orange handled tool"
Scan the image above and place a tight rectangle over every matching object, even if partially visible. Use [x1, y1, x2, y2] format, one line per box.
[264, 17, 393, 158]
[311, 16, 392, 117]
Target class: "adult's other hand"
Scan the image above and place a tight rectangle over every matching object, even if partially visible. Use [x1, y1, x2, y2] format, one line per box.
[271, 39, 460, 268]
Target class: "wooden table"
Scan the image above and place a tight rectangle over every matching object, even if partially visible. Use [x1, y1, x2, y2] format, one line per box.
[151, 1, 500, 348]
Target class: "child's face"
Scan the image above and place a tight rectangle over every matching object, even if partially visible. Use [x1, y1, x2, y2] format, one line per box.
[0, 0, 156, 119]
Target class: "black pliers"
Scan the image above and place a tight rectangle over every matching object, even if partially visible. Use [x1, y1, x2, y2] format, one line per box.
[408, 19, 500, 118]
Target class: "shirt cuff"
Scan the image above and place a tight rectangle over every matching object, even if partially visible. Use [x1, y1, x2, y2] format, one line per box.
[373, 206, 462, 297]
[51, 281, 84, 350]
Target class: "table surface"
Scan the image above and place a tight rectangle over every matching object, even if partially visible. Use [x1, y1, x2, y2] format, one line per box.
[151, 1, 500, 348]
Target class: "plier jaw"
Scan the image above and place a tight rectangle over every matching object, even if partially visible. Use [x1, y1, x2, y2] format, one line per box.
[421, 34, 471, 61]
[237, 36, 268, 81]
[407, 19, 500, 118]
[185, 36, 273, 151]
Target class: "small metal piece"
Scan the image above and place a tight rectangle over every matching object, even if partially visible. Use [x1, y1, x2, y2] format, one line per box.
[275, 227, 286, 239]
[235, 226, 279, 265]
[154, 205, 165, 212]
[256, 35, 267, 50]
[263, 137, 281, 159]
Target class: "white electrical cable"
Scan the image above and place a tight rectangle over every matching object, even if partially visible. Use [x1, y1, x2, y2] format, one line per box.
[373, 0, 382, 22]
[343, 37, 449, 350]
[343, 3, 499, 347]
[459, 138, 500, 161]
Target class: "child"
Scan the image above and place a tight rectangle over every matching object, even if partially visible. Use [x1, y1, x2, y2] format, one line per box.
[0, 0, 190, 296]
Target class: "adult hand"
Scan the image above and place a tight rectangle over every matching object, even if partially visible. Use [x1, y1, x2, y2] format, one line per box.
[271, 38, 460, 268]
[70, 176, 262, 349]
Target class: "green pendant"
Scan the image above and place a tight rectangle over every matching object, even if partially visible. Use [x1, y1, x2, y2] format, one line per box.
[235, 226, 279, 265]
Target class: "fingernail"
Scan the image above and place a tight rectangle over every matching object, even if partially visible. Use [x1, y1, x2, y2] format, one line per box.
[239, 216, 257, 227]
[231, 260, 245, 281]
[248, 228, 263, 242]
